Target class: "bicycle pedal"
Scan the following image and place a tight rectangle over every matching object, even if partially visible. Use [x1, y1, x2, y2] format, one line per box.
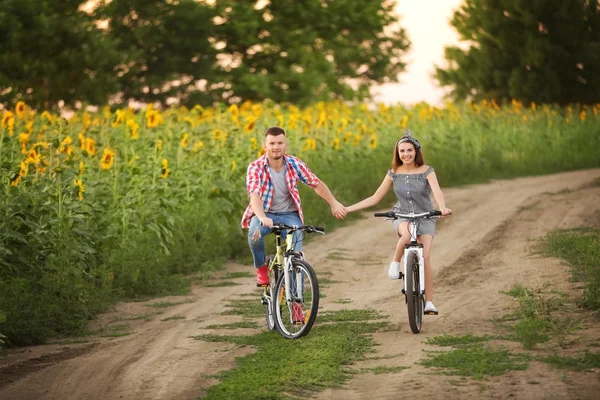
[256, 283, 269, 287]
[424, 310, 439, 316]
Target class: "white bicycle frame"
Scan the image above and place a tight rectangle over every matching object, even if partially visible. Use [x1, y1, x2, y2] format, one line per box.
[402, 220, 425, 297]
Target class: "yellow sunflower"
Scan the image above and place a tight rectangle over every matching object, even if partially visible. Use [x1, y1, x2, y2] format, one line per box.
[73, 178, 85, 201]
[160, 158, 169, 179]
[10, 162, 28, 187]
[100, 149, 115, 170]
[16, 101, 27, 119]
[180, 133, 189, 148]
[85, 138, 97, 156]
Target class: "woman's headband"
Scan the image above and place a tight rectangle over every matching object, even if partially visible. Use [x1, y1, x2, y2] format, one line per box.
[397, 129, 421, 149]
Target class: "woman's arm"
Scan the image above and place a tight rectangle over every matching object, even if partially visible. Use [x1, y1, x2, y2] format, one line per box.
[346, 175, 393, 213]
[426, 172, 452, 216]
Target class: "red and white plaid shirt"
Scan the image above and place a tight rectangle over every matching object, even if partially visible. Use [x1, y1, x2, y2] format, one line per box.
[240, 154, 321, 228]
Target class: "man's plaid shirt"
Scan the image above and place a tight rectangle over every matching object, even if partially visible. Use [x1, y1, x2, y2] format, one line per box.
[240, 154, 320, 228]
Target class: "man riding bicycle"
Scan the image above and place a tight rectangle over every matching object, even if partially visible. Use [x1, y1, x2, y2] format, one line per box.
[241, 126, 346, 286]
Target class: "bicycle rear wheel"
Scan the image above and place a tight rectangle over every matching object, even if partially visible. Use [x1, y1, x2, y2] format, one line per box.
[405, 252, 423, 334]
[273, 259, 319, 339]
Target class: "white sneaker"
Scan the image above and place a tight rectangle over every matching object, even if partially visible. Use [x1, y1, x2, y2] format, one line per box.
[387, 261, 401, 279]
[424, 301, 438, 315]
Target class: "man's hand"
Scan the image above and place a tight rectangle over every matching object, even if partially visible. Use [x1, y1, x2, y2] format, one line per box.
[259, 217, 273, 228]
[252, 217, 273, 241]
[331, 202, 347, 219]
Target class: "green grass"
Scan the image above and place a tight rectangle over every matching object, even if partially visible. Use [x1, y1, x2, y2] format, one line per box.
[109, 312, 162, 322]
[161, 315, 186, 321]
[333, 298, 353, 304]
[193, 315, 389, 399]
[426, 333, 491, 347]
[419, 345, 529, 379]
[326, 251, 355, 261]
[220, 272, 254, 280]
[540, 351, 600, 372]
[319, 278, 342, 286]
[318, 309, 388, 323]
[542, 188, 572, 196]
[206, 281, 242, 287]
[361, 365, 408, 375]
[144, 300, 189, 308]
[498, 285, 578, 349]
[541, 228, 600, 310]
[100, 331, 132, 338]
[205, 321, 261, 330]
[220, 299, 264, 318]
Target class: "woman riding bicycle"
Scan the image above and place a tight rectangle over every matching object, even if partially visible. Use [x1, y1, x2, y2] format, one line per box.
[345, 129, 451, 315]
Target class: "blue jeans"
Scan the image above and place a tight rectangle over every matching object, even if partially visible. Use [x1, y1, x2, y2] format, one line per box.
[248, 211, 303, 268]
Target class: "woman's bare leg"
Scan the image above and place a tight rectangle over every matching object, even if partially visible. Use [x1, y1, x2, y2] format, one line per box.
[418, 234, 434, 302]
[393, 221, 411, 262]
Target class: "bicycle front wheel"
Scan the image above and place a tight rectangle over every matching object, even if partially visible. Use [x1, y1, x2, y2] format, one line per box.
[273, 259, 319, 339]
[264, 256, 278, 331]
[405, 252, 423, 334]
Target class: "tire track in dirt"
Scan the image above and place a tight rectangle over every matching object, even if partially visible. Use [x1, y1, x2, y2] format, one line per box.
[1, 168, 599, 400]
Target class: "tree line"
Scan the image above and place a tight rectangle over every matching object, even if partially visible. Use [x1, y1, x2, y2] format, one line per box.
[0, 0, 598, 110]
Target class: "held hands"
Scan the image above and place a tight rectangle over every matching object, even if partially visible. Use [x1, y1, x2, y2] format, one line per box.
[331, 201, 348, 219]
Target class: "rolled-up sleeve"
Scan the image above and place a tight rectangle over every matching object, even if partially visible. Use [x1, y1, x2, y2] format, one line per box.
[294, 158, 320, 189]
[246, 163, 262, 196]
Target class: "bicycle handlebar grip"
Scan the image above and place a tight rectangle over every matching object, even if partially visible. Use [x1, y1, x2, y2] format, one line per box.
[430, 210, 442, 216]
[313, 226, 325, 233]
[374, 212, 390, 217]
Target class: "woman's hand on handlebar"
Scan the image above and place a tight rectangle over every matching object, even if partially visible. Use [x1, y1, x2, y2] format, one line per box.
[441, 207, 452, 216]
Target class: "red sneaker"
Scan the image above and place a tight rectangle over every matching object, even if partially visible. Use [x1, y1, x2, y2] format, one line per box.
[256, 265, 269, 286]
[292, 302, 304, 324]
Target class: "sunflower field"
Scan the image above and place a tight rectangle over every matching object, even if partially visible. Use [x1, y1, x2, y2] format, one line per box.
[1, 100, 599, 345]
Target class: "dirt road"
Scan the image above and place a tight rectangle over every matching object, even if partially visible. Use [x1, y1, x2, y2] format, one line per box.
[2, 169, 600, 399]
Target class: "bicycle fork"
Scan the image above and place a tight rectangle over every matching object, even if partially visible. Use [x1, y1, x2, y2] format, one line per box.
[402, 246, 425, 299]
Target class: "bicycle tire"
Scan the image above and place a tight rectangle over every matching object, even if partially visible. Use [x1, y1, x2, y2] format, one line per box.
[264, 256, 277, 331]
[405, 252, 423, 334]
[273, 259, 319, 339]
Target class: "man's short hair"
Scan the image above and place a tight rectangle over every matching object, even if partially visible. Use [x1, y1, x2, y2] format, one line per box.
[265, 126, 286, 138]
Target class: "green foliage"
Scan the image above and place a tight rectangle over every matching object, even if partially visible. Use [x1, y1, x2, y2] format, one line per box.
[209, 0, 410, 105]
[97, 0, 218, 105]
[542, 228, 600, 310]
[436, 0, 600, 104]
[0, 0, 120, 109]
[0, 309, 6, 348]
[1, 1, 410, 108]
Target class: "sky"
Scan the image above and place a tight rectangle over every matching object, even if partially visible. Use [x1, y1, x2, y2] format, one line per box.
[372, 0, 464, 106]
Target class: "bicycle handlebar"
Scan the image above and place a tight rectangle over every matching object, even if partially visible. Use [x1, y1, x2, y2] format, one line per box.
[374, 210, 442, 219]
[268, 224, 325, 234]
